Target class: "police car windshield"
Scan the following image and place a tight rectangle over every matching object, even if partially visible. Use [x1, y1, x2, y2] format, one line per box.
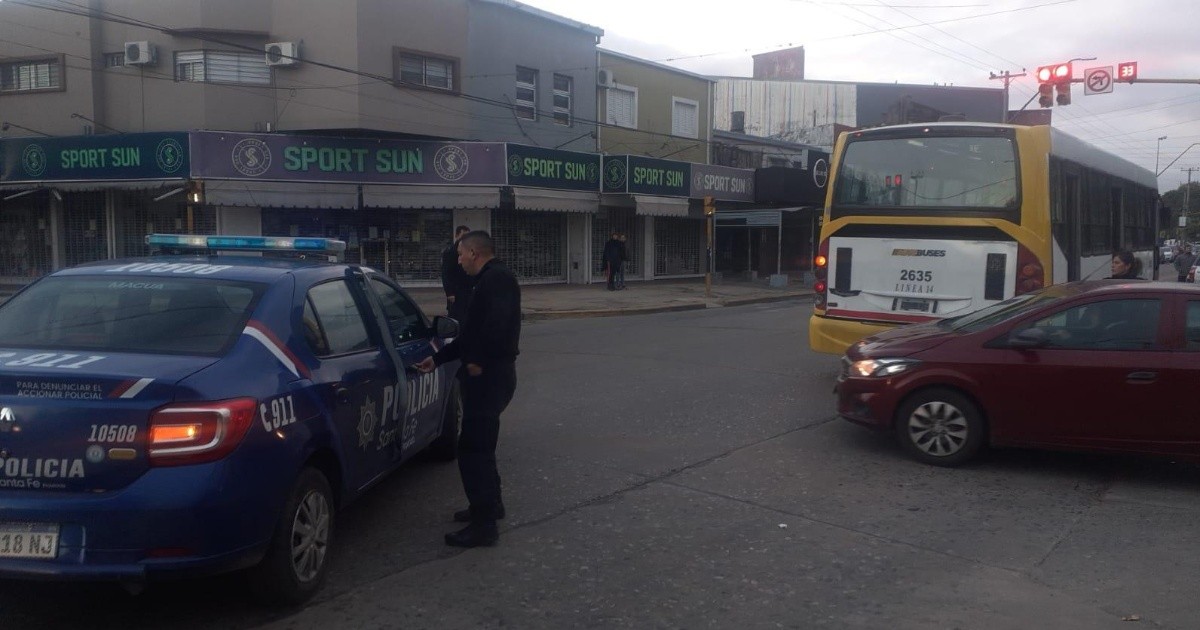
[0, 276, 261, 355]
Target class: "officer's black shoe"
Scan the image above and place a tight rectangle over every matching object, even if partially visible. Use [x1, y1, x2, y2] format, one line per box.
[444, 524, 498, 548]
[453, 505, 505, 523]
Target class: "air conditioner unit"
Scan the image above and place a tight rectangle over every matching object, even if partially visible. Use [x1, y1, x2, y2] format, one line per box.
[265, 42, 300, 67]
[123, 41, 157, 66]
[597, 68, 614, 88]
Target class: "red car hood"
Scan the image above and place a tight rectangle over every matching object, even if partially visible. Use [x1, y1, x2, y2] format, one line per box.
[850, 320, 959, 359]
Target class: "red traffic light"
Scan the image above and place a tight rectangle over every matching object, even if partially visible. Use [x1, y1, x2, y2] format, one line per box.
[1036, 62, 1073, 84]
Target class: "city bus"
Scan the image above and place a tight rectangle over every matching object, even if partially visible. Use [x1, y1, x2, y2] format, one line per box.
[809, 122, 1160, 355]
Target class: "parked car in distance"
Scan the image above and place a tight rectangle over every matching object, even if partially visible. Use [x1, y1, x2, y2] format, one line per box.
[1161, 246, 1175, 264]
[837, 280, 1200, 466]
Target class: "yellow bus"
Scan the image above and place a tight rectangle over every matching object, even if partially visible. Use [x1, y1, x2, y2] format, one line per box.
[809, 122, 1160, 355]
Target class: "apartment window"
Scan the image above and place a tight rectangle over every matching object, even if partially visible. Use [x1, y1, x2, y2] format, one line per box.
[515, 66, 538, 121]
[394, 49, 456, 91]
[0, 56, 64, 93]
[104, 52, 125, 68]
[552, 74, 572, 126]
[174, 50, 271, 86]
[606, 84, 637, 129]
[672, 97, 699, 138]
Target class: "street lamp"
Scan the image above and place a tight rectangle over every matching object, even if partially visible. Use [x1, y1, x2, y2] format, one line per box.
[1155, 136, 1168, 181]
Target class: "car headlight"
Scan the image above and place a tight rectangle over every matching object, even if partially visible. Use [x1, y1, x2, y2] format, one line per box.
[849, 358, 920, 377]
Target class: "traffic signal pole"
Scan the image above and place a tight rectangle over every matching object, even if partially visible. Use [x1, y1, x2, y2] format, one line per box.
[989, 70, 1026, 121]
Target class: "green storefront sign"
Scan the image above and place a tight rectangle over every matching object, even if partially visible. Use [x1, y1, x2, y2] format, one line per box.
[0, 133, 190, 183]
[505, 144, 600, 192]
[603, 155, 690, 197]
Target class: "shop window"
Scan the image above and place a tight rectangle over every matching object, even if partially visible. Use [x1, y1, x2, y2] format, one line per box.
[394, 49, 457, 91]
[492, 209, 566, 282]
[654, 217, 704, 277]
[672, 97, 699, 139]
[63, 192, 109, 268]
[552, 74, 572, 126]
[174, 50, 271, 85]
[515, 66, 538, 120]
[113, 190, 216, 258]
[592, 208, 641, 280]
[607, 85, 637, 129]
[0, 192, 52, 281]
[0, 56, 64, 93]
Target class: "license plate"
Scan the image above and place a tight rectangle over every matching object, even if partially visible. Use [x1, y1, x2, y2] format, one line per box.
[898, 298, 931, 312]
[0, 523, 59, 559]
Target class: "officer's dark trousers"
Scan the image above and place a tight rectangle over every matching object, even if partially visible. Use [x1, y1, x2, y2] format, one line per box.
[458, 361, 516, 525]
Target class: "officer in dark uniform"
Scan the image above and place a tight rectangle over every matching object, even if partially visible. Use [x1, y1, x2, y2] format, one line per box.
[416, 230, 520, 548]
[441, 225, 473, 322]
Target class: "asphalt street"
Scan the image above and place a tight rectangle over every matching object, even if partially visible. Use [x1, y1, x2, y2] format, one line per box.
[1, 300, 1199, 629]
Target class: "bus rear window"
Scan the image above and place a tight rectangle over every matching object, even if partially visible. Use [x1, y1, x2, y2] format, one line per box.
[833, 136, 1018, 211]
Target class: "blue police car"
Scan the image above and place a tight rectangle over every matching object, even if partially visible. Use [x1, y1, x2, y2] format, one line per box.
[0, 235, 461, 604]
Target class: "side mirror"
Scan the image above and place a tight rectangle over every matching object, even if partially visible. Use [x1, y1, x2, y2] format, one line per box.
[1008, 327, 1050, 349]
[432, 316, 460, 339]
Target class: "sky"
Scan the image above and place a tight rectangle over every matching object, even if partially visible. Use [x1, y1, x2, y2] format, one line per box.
[521, 0, 1200, 194]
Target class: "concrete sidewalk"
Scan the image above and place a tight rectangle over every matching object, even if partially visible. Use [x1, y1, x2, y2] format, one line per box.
[406, 277, 814, 320]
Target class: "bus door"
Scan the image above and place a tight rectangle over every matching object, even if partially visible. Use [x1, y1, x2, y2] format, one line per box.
[824, 235, 1018, 324]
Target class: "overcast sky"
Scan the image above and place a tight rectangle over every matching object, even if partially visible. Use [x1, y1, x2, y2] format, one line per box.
[523, 0, 1200, 193]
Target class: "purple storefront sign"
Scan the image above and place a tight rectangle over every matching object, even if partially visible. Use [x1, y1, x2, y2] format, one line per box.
[189, 131, 507, 185]
[689, 164, 755, 202]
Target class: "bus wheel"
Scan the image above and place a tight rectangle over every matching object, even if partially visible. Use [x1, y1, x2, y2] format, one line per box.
[894, 388, 985, 467]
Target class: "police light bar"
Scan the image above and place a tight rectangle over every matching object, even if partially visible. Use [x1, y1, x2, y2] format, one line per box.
[145, 234, 347, 254]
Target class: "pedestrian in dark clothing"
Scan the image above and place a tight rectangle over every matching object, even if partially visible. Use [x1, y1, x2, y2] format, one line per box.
[615, 232, 628, 289]
[1107, 250, 1143, 279]
[602, 231, 624, 291]
[441, 225, 473, 322]
[1174, 246, 1195, 282]
[417, 231, 520, 548]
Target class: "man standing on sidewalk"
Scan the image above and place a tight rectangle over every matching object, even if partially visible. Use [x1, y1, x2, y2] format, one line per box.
[441, 225, 472, 321]
[602, 231, 625, 291]
[417, 230, 520, 548]
[1174, 245, 1195, 282]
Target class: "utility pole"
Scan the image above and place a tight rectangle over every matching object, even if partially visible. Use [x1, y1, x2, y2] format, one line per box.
[1184, 167, 1199, 240]
[989, 70, 1026, 122]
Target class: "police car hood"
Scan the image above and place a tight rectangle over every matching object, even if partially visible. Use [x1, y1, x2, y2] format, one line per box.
[0, 349, 219, 493]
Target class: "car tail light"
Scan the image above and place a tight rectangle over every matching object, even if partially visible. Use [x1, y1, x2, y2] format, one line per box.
[1015, 243, 1044, 295]
[814, 238, 830, 310]
[148, 398, 257, 467]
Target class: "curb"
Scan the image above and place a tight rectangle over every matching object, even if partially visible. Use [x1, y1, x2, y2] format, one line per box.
[717, 292, 813, 307]
[522, 303, 707, 321]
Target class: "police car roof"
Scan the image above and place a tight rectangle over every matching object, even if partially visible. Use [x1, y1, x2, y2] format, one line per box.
[58, 255, 350, 283]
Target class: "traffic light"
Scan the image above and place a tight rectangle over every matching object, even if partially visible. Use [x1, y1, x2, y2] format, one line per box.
[1055, 81, 1071, 106]
[1036, 62, 1072, 108]
[1038, 83, 1054, 108]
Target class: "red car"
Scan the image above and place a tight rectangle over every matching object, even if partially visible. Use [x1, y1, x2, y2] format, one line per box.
[836, 280, 1200, 466]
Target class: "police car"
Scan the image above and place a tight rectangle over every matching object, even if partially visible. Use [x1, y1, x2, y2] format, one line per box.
[0, 235, 461, 604]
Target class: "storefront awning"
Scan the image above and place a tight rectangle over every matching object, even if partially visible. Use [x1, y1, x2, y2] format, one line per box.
[716, 210, 782, 227]
[204, 181, 360, 209]
[511, 187, 598, 213]
[631, 195, 689, 218]
[0, 179, 184, 193]
[362, 185, 499, 209]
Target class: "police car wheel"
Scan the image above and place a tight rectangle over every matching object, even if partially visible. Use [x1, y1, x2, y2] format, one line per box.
[428, 383, 461, 462]
[894, 388, 986, 467]
[249, 467, 335, 606]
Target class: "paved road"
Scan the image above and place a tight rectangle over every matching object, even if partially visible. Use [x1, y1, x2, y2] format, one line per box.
[2, 301, 1199, 629]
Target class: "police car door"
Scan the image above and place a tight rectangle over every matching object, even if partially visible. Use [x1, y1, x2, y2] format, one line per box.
[366, 275, 447, 460]
[303, 279, 396, 489]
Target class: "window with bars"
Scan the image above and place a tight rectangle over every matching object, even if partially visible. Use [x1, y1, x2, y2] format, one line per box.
[492, 210, 567, 282]
[394, 49, 457, 91]
[515, 66, 538, 121]
[0, 56, 63, 93]
[552, 74, 572, 126]
[671, 97, 699, 138]
[63, 192, 109, 268]
[654, 217, 704, 277]
[113, 192, 217, 258]
[104, 52, 125, 68]
[0, 194, 52, 282]
[606, 85, 637, 129]
[174, 50, 271, 85]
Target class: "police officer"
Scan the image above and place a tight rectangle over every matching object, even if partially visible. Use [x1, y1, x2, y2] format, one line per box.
[441, 225, 473, 322]
[416, 231, 520, 548]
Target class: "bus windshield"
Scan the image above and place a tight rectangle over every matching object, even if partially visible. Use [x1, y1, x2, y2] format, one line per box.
[833, 135, 1019, 210]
